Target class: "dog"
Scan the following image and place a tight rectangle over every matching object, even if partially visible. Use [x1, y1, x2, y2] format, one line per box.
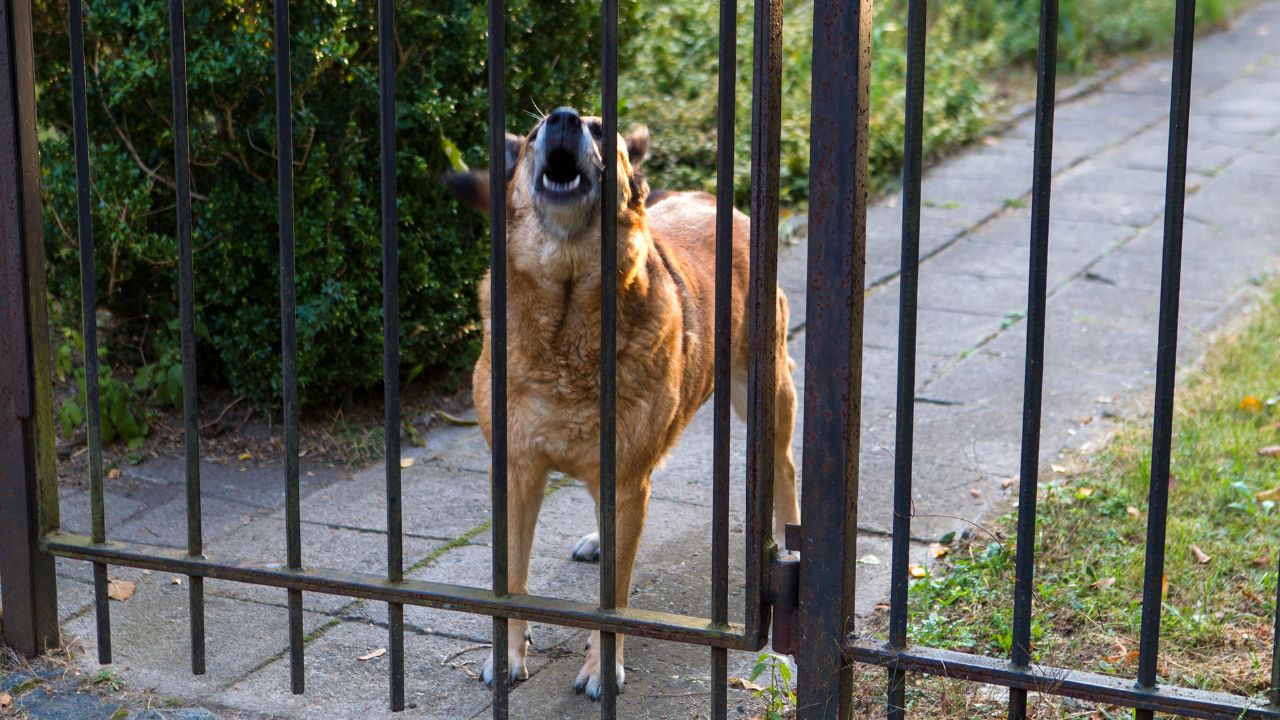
[445, 107, 799, 700]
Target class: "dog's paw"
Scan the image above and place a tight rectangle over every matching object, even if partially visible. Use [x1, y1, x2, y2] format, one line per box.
[572, 655, 625, 701]
[480, 630, 532, 687]
[570, 532, 601, 562]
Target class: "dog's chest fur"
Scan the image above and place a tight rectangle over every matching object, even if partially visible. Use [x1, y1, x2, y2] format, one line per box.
[476, 217, 709, 480]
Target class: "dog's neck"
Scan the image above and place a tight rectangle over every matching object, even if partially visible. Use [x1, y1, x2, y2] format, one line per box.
[508, 208, 652, 291]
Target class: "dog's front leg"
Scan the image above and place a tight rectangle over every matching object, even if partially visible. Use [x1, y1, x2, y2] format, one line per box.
[481, 460, 548, 687]
[574, 473, 650, 700]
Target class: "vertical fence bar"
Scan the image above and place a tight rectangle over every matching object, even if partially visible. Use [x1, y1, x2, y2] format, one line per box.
[887, 0, 926, 716]
[599, 0, 619, 715]
[711, 0, 737, 715]
[272, 0, 305, 697]
[1134, 2, 1196, 717]
[487, 0, 510, 716]
[375, 0, 406, 710]
[0, 0, 61, 659]
[68, 0, 113, 666]
[743, 0, 783, 649]
[798, 0, 871, 717]
[1007, 1, 1059, 718]
[167, 0, 206, 676]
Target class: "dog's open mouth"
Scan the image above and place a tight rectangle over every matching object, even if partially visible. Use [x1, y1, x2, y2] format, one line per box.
[538, 147, 589, 202]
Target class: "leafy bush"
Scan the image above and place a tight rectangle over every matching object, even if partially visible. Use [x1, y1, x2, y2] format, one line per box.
[54, 328, 150, 447]
[36, 0, 631, 408]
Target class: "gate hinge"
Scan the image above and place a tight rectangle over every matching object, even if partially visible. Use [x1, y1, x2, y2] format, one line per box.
[766, 523, 802, 655]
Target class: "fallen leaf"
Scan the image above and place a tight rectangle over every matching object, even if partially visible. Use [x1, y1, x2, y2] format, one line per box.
[1077, 487, 1095, 498]
[1096, 395, 1114, 404]
[238, 452, 253, 461]
[728, 676, 767, 692]
[107, 467, 121, 479]
[1051, 464, 1069, 474]
[107, 578, 136, 602]
[1091, 577, 1116, 591]
[1240, 396, 1264, 413]
[1127, 506, 1141, 518]
[1162, 573, 1169, 596]
[1259, 446, 1280, 458]
[1104, 649, 1140, 664]
[1077, 416, 1094, 425]
[907, 564, 927, 579]
[1190, 544, 1211, 564]
[1001, 477, 1017, 490]
[1255, 487, 1280, 502]
[358, 648, 387, 661]
[969, 487, 982, 498]
[0, 692, 11, 709]
[874, 602, 891, 612]
[1251, 553, 1272, 568]
[170, 577, 183, 586]
[399, 457, 415, 469]
[435, 410, 479, 427]
[857, 554, 881, 565]
[929, 543, 950, 559]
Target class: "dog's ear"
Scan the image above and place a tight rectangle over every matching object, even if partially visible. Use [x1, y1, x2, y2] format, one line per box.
[444, 134, 523, 214]
[625, 125, 649, 168]
[443, 170, 491, 213]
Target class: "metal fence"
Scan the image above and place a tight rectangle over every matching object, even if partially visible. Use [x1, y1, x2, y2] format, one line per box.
[0, 0, 1277, 719]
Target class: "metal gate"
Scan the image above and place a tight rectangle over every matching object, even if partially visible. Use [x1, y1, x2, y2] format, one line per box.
[2, 0, 1277, 718]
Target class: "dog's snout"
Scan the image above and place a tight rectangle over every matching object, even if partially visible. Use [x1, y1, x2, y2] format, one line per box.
[543, 107, 582, 148]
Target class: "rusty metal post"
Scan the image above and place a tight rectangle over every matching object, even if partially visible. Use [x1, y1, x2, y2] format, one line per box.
[0, 0, 61, 657]
[796, 0, 871, 717]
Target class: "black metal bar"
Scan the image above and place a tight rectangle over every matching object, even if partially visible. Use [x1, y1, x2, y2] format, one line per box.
[744, 0, 783, 651]
[68, 0, 113, 666]
[1135, 3, 1196, 719]
[1272, 562, 1279, 707]
[271, 0, 305, 696]
[600, 0, 619, 714]
[711, 0, 737, 713]
[1008, 1, 1059, 718]
[851, 641, 1280, 719]
[375, 0, 405, 710]
[798, 0, 871, 716]
[0, 0, 60, 659]
[486, 0, 509, 716]
[166, 0, 206, 676]
[45, 531, 759, 647]
[887, 0, 926, 716]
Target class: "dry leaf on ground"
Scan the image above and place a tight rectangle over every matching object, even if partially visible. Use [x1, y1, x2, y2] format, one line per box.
[0, 692, 12, 709]
[357, 648, 387, 661]
[399, 457, 415, 469]
[1190, 545, 1212, 564]
[1255, 487, 1280, 502]
[107, 578, 136, 601]
[857, 554, 881, 565]
[728, 677, 767, 692]
[929, 543, 950, 559]
[1091, 577, 1116, 591]
[1104, 649, 1140, 664]
[107, 467, 121, 479]
[170, 576, 183, 586]
[1259, 445, 1280, 457]
[1240, 395, 1264, 413]
[907, 564, 927, 579]
[238, 452, 253, 461]
[1127, 506, 1141, 518]
[970, 488, 982, 498]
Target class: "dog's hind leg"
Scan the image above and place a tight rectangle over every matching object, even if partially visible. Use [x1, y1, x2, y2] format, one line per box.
[481, 459, 549, 687]
[730, 291, 802, 546]
[574, 472, 651, 700]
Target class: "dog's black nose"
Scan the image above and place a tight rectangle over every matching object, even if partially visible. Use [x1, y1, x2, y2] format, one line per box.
[546, 107, 580, 130]
[543, 107, 581, 149]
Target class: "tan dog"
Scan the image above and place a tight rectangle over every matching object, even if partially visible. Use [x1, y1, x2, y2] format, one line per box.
[446, 107, 799, 700]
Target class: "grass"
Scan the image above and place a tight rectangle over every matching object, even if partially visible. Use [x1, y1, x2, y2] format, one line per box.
[853, 283, 1280, 717]
[621, 0, 1252, 207]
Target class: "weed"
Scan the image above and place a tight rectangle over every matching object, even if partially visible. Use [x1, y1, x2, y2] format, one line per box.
[749, 652, 796, 720]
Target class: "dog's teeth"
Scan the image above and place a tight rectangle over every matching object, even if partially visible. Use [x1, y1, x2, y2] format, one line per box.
[568, 175, 580, 190]
[541, 175, 552, 190]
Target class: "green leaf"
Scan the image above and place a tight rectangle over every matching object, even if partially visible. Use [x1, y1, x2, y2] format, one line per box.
[439, 132, 468, 172]
[127, 436, 146, 450]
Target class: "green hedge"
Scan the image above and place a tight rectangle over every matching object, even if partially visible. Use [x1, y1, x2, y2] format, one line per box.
[37, 0, 630, 408]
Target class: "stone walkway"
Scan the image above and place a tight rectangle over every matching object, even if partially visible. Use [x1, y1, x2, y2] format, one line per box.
[12, 4, 1280, 717]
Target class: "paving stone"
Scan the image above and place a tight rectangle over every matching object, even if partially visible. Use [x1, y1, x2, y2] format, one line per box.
[62, 575, 332, 699]
[16, 686, 120, 720]
[111, 494, 259, 549]
[199, 515, 438, 615]
[59, 489, 149, 538]
[206, 620, 494, 720]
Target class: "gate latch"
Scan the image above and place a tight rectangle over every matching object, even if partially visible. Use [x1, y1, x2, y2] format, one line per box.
[766, 523, 801, 655]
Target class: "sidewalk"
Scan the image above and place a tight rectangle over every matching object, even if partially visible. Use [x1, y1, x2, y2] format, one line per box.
[17, 4, 1280, 717]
